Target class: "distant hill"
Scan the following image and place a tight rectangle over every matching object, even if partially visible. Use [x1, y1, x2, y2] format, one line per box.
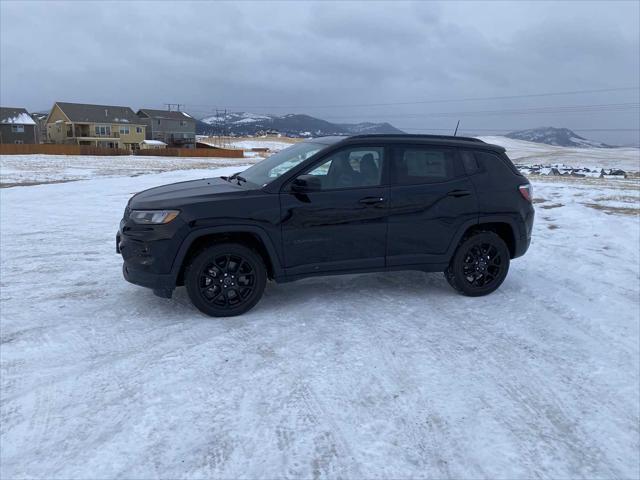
[197, 112, 404, 137]
[505, 127, 613, 148]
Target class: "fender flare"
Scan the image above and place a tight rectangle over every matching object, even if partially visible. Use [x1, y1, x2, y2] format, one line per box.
[169, 225, 284, 280]
[447, 215, 522, 257]
[445, 218, 479, 257]
[477, 215, 521, 240]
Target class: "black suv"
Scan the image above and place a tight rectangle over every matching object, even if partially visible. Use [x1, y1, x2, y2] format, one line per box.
[117, 135, 534, 317]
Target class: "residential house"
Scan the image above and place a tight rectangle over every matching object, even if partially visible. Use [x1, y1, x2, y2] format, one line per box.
[46, 102, 146, 150]
[0, 107, 38, 144]
[137, 109, 196, 148]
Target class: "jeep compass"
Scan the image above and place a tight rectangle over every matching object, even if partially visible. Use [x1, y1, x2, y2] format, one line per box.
[117, 134, 534, 316]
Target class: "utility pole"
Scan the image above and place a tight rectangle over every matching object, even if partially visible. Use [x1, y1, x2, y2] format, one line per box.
[213, 108, 228, 147]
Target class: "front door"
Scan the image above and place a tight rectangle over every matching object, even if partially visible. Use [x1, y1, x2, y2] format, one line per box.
[386, 144, 478, 266]
[280, 145, 389, 277]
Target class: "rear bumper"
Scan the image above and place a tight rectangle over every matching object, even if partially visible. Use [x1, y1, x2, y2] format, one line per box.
[514, 206, 535, 258]
[122, 263, 175, 298]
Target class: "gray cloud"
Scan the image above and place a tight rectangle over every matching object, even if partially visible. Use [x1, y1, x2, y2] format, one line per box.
[1, 0, 638, 144]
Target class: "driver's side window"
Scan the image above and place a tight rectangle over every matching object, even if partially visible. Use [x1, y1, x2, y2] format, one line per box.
[304, 146, 384, 190]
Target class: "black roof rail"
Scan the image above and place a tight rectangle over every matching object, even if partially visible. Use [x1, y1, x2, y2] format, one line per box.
[346, 134, 486, 143]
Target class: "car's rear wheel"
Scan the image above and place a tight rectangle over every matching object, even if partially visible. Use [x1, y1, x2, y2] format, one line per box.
[445, 231, 510, 296]
[185, 243, 267, 317]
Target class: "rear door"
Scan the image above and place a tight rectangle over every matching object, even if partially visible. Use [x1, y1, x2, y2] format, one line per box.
[280, 145, 389, 276]
[386, 144, 478, 266]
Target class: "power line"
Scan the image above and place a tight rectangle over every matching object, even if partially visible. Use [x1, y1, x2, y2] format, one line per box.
[397, 127, 640, 132]
[179, 87, 638, 111]
[321, 103, 639, 120]
[184, 102, 639, 121]
[164, 103, 183, 112]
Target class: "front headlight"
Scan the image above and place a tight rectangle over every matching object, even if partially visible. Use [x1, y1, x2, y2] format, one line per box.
[130, 210, 180, 225]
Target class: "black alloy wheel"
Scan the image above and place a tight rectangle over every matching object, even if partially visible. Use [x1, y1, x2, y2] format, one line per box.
[461, 242, 504, 288]
[185, 243, 267, 317]
[445, 231, 510, 296]
[199, 254, 256, 307]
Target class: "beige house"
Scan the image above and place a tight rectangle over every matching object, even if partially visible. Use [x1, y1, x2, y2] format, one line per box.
[46, 102, 146, 150]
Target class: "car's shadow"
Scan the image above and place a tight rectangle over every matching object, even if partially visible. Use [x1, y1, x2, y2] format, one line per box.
[129, 270, 455, 320]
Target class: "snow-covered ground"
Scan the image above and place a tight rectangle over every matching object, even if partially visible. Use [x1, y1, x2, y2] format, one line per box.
[479, 136, 640, 172]
[0, 154, 256, 187]
[229, 138, 297, 152]
[1, 157, 638, 478]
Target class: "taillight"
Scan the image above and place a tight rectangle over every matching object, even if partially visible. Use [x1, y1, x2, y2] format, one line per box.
[519, 184, 533, 202]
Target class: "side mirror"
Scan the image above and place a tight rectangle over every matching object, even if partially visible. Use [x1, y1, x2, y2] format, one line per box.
[291, 174, 321, 193]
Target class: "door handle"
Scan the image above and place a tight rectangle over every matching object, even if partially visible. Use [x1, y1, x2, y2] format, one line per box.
[447, 189, 471, 198]
[359, 196, 385, 205]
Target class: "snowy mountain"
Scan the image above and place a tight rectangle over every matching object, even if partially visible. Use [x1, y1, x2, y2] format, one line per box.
[505, 127, 613, 148]
[197, 112, 404, 137]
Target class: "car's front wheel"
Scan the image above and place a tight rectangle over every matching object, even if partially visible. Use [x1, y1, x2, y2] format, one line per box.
[185, 243, 267, 317]
[444, 231, 510, 296]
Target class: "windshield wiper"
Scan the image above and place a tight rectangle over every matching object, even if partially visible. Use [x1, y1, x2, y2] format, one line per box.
[228, 172, 248, 185]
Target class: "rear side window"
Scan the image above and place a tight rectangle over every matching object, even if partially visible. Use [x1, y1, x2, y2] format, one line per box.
[459, 150, 480, 174]
[392, 146, 455, 185]
[474, 151, 522, 177]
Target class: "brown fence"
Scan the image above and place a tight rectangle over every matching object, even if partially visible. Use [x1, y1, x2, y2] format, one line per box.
[0, 144, 129, 156]
[138, 147, 244, 158]
[0, 144, 244, 158]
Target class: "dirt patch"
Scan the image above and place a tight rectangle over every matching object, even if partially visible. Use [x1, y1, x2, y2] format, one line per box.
[532, 175, 640, 190]
[532, 198, 548, 204]
[547, 224, 560, 230]
[593, 195, 640, 204]
[0, 179, 80, 188]
[539, 203, 564, 209]
[583, 203, 640, 216]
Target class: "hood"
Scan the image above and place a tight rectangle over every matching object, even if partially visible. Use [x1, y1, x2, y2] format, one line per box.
[129, 177, 247, 209]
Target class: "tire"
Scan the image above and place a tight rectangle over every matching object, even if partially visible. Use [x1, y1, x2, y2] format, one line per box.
[444, 231, 510, 297]
[185, 243, 267, 317]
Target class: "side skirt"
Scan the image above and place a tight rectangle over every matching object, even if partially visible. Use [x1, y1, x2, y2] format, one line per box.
[274, 263, 449, 284]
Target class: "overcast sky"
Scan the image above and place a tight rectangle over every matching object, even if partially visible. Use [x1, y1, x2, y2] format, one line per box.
[1, 0, 638, 144]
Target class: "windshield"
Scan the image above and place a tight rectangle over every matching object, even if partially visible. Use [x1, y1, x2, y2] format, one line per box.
[238, 142, 324, 186]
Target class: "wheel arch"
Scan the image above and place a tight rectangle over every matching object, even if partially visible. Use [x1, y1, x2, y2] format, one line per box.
[460, 220, 517, 258]
[171, 226, 283, 286]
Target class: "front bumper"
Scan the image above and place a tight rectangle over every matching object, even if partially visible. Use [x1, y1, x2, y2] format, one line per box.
[122, 263, 175, 298]
[117, 222, 184, 299]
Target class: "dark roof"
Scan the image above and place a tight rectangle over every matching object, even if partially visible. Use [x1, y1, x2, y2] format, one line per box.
[55, 102, 142, 124]
[305, 135, 348, 145]
[308, 134, 504, 151]
[0, 107, 36, 125]
[349, 133, 485, 143]
[137, 109, 195, 122]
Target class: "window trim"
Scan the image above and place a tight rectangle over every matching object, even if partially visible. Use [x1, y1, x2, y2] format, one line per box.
[286, 144, 390, 192]
[11, 125, 25, 133]
[119, 126, 130, 135]
[389, 144, 461, 186]
[95, 124, 111, 136]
